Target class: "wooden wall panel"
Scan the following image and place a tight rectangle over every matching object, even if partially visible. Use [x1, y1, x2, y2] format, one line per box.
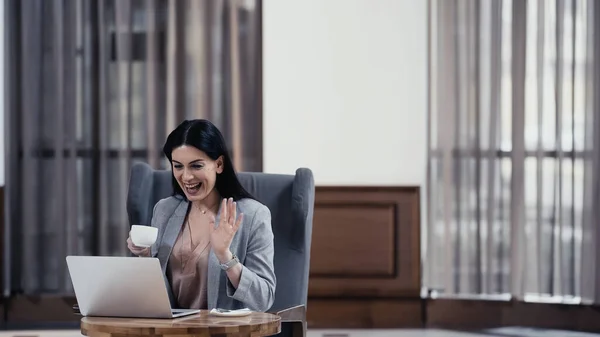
[5, 295, 79, 324]
[0, 186, 3, 296]
[426, 298, 600, 333]
[309, 186, 421, 298]
[310, 203, 395, 277]
[307, 186, 422, 327]
[307, 299, 423, 329]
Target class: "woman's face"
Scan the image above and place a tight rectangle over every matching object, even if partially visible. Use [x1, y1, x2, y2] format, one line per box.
[171, 145, 223, 203]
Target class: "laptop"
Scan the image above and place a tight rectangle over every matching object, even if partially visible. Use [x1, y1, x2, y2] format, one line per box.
[66, 255, 200, 319]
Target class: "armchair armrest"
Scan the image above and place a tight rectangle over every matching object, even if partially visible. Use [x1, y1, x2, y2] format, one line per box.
[271, 304, 306, 323]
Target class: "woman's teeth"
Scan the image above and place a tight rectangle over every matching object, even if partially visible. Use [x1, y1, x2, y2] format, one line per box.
[184, 183, 201, 193]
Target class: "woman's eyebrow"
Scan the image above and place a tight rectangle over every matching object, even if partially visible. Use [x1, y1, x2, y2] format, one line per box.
[173, 159, 204, 164]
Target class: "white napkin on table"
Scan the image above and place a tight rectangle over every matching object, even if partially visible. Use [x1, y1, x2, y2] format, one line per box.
[209, 308, 252, 315]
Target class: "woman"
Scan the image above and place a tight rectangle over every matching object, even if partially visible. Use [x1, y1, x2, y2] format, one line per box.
[126, 119, 276, 312]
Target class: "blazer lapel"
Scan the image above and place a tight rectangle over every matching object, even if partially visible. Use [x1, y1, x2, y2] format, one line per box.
[157, 199, 188, 274]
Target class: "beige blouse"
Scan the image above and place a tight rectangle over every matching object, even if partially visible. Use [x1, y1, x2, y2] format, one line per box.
[167, 219, 211, 309]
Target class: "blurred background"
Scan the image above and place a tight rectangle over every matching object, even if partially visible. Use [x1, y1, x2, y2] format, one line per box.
[1, 0, 600, 335]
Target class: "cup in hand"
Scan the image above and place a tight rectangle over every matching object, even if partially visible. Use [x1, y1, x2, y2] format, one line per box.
[129, 225, 158, 248]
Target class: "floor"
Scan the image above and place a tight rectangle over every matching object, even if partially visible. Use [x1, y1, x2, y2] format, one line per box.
[307, 330, 497, 337]
[0, 328, 597, 337]
[0, 332, 82, 337]
[307, 329, 600, 337]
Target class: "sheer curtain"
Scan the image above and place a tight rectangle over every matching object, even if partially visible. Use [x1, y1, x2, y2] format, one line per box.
[425, 0, 600, 304]
[4, 0, 262, 295]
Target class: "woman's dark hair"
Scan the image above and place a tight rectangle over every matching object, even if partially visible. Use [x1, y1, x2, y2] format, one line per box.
[162, 119, 254, 201]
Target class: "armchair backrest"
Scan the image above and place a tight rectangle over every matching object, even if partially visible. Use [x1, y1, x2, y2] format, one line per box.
[126, 161, 315, 312]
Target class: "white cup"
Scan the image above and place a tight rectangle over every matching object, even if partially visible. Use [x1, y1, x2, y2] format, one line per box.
[130, 225, 158, 248]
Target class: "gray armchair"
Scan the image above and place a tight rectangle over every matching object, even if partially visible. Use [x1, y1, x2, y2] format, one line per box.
[127, 161, 315, 337]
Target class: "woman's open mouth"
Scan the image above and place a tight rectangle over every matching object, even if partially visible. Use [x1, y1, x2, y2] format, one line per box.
[184, 182, 202, 195]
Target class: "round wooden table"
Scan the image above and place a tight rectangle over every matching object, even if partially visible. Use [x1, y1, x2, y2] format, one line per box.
[80, 310, 281, 337]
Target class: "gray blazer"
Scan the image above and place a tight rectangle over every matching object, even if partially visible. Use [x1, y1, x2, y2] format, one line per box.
[147, 195, 276, 312]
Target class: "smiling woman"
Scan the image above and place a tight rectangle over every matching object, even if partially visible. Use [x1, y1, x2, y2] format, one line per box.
[126, 119, 276, 312]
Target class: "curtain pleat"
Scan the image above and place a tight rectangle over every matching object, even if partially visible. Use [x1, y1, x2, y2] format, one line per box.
[97, 0, 110, 257]
[19, 0, 43, 294]
[145, 0, 160, 168]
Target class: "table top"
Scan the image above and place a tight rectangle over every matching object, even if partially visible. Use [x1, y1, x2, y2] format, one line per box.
[80, 310, 281, 337]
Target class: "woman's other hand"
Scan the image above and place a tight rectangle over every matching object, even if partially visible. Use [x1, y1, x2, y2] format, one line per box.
[210, 197, 243, 262]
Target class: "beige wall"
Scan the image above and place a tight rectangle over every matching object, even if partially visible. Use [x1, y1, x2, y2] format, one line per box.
[262, 0, 428, 187]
